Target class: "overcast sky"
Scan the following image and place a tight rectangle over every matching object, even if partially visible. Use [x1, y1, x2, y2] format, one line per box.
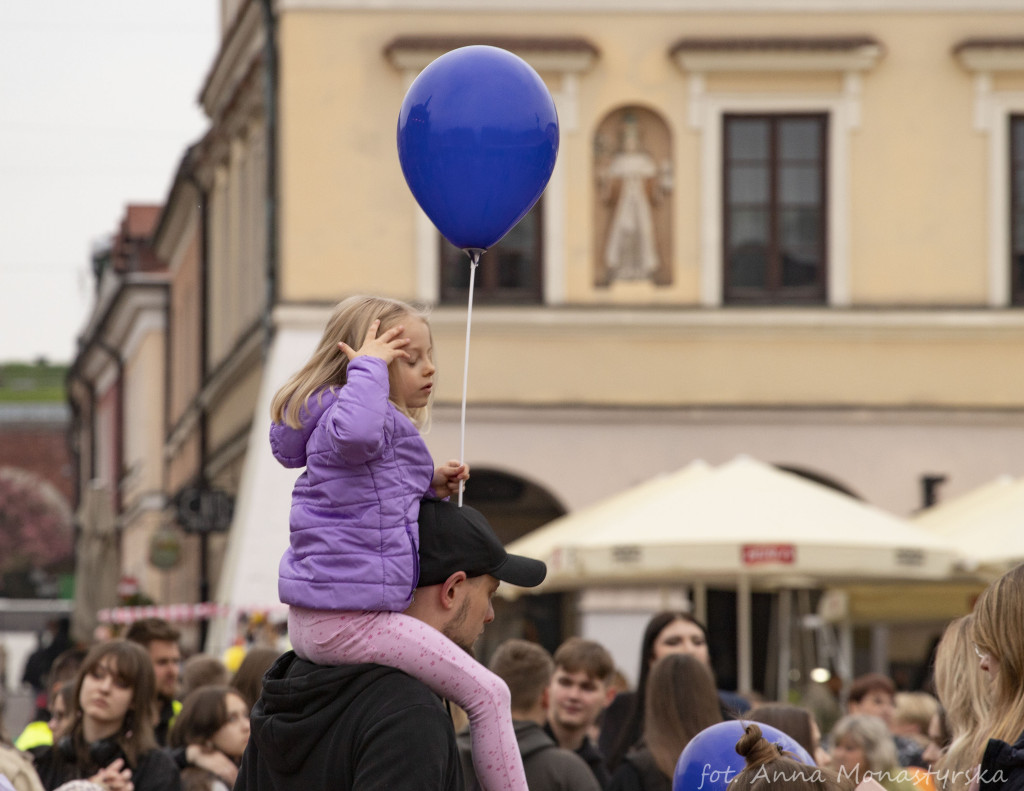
[0, 1, 218, 364]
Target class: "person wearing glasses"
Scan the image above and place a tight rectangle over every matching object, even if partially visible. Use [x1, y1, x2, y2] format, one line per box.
[929, 615, 989, 791]
[970, 563, 1024, 791]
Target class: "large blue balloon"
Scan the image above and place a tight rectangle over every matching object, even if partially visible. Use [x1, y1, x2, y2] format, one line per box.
[397, 45, 559, 251]
[674, 721, 816, 791]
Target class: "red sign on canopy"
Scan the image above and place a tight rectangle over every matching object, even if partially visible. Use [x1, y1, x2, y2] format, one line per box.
[742, 544, 796, 565]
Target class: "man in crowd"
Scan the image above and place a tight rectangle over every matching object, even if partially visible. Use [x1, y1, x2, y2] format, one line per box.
[235, 498, 547, 791]
[545, 638, 617, 790]
[459, 639, 600, 791]
[125, 617, 182, 745]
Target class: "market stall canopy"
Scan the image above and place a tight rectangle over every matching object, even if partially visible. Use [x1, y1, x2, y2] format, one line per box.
[913, 474, 1024, 574]
[816, 582, 983, 625]
[504, 455, 964, 596]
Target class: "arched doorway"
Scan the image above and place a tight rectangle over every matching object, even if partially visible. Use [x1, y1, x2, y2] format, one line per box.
[461, 469, 566, 659]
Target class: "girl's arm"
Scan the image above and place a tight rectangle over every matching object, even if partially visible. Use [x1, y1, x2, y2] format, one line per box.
[323, 357, 392, 462]
[324, 318, 412, 462]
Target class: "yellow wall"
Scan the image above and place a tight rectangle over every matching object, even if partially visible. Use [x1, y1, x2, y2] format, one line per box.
[426, 309, 1024, 408]
[123, 330, 166, 500]
[277, 10, 1019, 306]
[207, 363, 263, 451]
[269, 7, 1024, 409]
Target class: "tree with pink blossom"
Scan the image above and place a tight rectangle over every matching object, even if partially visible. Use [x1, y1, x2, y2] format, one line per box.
[0, 466, 74, 596]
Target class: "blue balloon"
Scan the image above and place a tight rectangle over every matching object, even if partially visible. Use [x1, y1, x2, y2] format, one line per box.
[397, 45, 559, 251]
[674, 721, 816, 791]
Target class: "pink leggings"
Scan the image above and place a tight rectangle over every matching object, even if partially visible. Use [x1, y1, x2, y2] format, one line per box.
[288, 607, 527, 791]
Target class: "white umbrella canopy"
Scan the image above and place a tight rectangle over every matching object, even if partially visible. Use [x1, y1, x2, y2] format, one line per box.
[913, 474, 1024, 573]
[506, 458, 713, 564]
[506, 455, 963, 594]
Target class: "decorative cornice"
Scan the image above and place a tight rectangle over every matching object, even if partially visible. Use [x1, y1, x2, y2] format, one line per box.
[671, 35, 884, 73]
[954, 38, 1024, 73]
[200, 0, 264, 123]
[281, 0, 1024, 12]
[384, 35, 599, 72]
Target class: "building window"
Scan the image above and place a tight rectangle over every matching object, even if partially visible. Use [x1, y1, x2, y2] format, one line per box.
[1012, 116, 1024, 306]
[439, 201, 543, 305]
[723, 114, 828, 304]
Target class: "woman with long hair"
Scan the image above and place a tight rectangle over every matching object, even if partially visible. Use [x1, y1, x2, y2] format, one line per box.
[169, 686, 251, 791]
[32, 641, 180, 791]
[229, 647, 281, 710]
[751, 703, 831, 767]
[600, 611, 747, 771]
[608, 653, 724, 791]
[970, 563, 1024, 791]
[930, 615, 989, 791]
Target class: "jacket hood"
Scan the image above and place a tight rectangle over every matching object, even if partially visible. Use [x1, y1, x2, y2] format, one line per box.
[457, 719, 555, 762]
[250, 651, 396, 774]
[269, 389, 337, 468]
[513, 720, 558, 760]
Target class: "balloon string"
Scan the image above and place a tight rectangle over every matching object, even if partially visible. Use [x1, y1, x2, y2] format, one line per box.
[458, 250, 481, 507]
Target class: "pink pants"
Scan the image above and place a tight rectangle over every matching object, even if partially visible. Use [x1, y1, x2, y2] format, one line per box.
[288, 607, 527, 791]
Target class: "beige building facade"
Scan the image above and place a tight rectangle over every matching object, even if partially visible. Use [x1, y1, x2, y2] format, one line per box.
[74, 0, 1024, 682]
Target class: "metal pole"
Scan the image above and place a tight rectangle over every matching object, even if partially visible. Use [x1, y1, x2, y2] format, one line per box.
[737, 575, 752, 695]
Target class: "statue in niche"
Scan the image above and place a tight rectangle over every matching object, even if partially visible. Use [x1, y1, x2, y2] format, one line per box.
[595, 110, 673, 286]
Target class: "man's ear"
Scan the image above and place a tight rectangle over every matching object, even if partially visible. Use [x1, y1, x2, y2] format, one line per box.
[603, 682, 617, 707]
[541, 685, 550, 712]
[439, 571, 468, 611]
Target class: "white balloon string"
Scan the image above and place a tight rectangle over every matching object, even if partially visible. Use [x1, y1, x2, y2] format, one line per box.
[458, 250, 481, 507]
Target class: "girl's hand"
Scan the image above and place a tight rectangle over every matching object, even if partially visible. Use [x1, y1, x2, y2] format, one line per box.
[338, 319, 410, 364]
[432, 460, 470, 497]
[90, 758, 133, 791]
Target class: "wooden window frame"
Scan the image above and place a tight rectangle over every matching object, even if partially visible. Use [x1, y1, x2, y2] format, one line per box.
[1011, 115, 1024, 306]
[722, 113, 829, 305]
[438, 200, 544, 305]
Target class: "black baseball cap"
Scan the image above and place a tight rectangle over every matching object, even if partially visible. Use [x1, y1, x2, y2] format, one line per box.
[417, 498, 547, 588]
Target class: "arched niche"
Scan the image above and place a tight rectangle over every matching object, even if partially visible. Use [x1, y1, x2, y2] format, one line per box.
[593, 105, 674, 287]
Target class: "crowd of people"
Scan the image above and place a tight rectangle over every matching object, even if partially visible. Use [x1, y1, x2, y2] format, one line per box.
[3, 294, 1022, 791]
[2, 573, 1022, 791]
[0, 616, 281, 791]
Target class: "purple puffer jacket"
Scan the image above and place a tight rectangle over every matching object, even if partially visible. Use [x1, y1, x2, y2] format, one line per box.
[272, 356, 435, 612]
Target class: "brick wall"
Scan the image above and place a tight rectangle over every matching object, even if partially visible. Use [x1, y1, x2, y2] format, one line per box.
[0, 405, 74, 504]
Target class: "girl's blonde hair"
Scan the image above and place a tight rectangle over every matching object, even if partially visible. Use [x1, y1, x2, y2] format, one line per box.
[971, 563, 1024, 762]
[270, 295, 432, 429]
[932, 615, 989, 791]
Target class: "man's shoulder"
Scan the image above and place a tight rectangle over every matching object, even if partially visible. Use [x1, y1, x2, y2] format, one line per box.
[261, 655, 451, 733]
[355, 664, 450, 710]
[524, 738, 602, 791]
[279, 657, 449, 713]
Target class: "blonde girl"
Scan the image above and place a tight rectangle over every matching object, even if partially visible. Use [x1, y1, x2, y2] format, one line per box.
[971, 563, 1024, 791]
[270, 295, 525, 791]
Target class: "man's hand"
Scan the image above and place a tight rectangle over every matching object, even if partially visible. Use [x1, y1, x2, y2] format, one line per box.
[432, 460, 470, 497]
